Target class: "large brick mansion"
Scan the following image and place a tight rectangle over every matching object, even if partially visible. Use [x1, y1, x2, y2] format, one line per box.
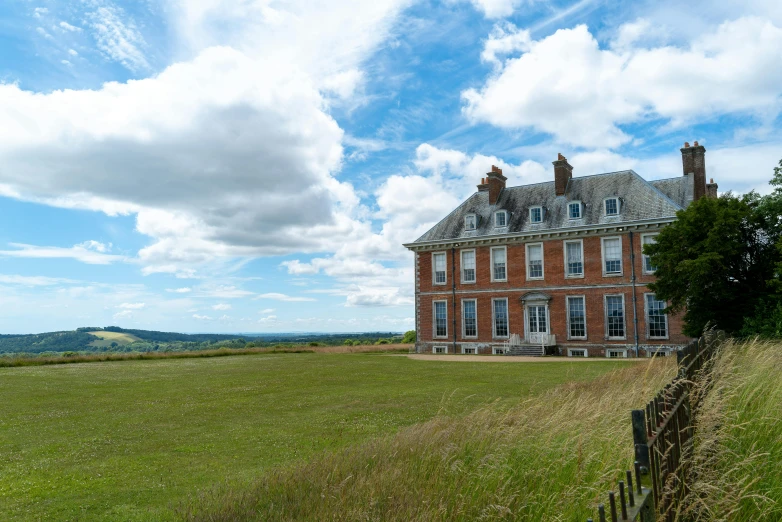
[403, 142, 717, 357]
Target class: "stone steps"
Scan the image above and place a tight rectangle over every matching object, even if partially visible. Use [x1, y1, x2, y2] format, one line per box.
[506, 345, 545, 356]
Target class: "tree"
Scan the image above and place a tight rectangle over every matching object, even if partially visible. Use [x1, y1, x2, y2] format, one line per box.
[646, 161, 782, 337]
[402, 330, 416, 344]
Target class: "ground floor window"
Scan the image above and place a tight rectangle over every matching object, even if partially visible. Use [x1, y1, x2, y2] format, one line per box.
[607, 349, 628, 358]
[434, 300, 448, 337]
[462, 346, 476, 354]
[567, 348, 587, 357]
[567, 296, 586, 339]
[433, 345, 448, 354]
[493, 298, 509, 338]
[645, 294, 669, 339]
[605, 295, 626, 339]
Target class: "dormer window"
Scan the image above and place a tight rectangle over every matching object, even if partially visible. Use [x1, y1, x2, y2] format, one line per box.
[464, 214, 477, 230]
[494, 210, 508, 227]
[568, 201, 582, 219]
[529, 206, 543, 224]
[604, 198, 620, 216]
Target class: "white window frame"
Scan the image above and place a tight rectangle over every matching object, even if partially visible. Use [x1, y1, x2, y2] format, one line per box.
[432, 251, 447, 285]
[566, 295, 587, 340]
[492, 297, 510, 339]
[461, 345, 477, 355]
[461, 299, 478, 339]
[567, 348, 588, 358]
[525, 242, 544, 280]
[433, 299, 448, 339]
[492, 346, 506, 355]
[604, 197, 620, 216]
[433, 345, 448, 354]
[641, 233, 658, 274]
[563, 240, 584, 278]
[464, 213, 477, 230]
[606, 349, 628, 358]
[490, 246, 508, 282]
[644, 293, 669, 340]
[460, 249, 476, 284]
[494, 210, 508, 227]
[568, 201, 582, 220]
[601, 236, 623, 276]
[604, 294, 627, 341]
[529, 206, 543, 224]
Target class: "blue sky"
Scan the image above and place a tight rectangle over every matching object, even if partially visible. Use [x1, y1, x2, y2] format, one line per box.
[0, 0, 780, 334]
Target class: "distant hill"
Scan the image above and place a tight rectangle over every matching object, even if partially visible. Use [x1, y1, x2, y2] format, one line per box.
[0, 327, 404, 355]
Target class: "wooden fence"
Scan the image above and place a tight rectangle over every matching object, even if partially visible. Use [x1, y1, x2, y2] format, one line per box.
[587, 331, 726, 522]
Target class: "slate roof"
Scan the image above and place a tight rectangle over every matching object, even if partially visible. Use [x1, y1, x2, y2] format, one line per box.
[410, 170, 692, 244]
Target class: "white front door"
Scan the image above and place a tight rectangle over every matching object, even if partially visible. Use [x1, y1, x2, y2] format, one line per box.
[526, 305, 549, 344]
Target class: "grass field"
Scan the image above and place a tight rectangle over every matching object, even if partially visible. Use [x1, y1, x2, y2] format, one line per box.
[86, 330, 143, 347]
[681, 339, 782, 521]
[0, 352, 637, 521]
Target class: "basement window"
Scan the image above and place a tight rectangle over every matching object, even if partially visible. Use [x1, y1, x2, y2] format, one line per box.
[568, 349, 587, 358]
[433, 345, 448, 354]
[493, 346, 506, 355]
[607, 349, 628, 358]
[462, 346, 477, 354]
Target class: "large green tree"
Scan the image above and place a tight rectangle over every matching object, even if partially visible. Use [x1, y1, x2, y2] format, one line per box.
[646, 160, 782, 337]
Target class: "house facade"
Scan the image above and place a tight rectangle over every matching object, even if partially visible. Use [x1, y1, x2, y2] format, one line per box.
[403, 142, 717, 357]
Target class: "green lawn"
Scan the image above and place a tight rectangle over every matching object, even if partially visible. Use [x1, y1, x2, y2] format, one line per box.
[0, 353, 631, 521]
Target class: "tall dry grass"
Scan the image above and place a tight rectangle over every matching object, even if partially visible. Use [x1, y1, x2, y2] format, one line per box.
[0, 344, 409, 367]
[180, 357, 676, 521]
[678, 338, 782, 521]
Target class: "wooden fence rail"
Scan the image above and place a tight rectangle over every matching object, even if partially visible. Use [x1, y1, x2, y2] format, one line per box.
[587, 330, 725, 521]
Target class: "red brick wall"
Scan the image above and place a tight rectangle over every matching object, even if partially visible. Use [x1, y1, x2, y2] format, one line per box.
[415, 231, 689, 354]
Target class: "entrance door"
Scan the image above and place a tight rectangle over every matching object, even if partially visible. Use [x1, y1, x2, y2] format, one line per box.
[526, 305, 548, 344]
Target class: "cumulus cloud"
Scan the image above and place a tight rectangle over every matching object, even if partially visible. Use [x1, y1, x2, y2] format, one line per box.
[212, 303, 231, 310]
[166, 287, 192, 293]
[113, 309, 134, 320]
[463, 18, 782, 148]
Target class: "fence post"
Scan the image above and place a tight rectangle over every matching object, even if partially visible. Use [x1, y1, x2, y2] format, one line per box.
[632, 409, 650, 470]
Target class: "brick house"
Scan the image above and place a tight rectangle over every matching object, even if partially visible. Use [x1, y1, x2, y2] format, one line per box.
[403, 142, 717, 357]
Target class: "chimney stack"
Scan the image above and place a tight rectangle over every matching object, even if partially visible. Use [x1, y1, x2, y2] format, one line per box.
[681, 141, 707, 200]
[553, 153, 573, 196]
[480, 165, 507, 205]
[706, 177, 718, 198]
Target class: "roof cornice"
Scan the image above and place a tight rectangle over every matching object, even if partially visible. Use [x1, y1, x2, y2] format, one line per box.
[403, 217, 673, 252]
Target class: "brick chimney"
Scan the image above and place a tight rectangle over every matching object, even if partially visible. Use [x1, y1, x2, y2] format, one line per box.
[706, 177, 718, 198]
[479, 165, 506, 205]
[553, 153, 573, 196]
[681, 141, 707, 200]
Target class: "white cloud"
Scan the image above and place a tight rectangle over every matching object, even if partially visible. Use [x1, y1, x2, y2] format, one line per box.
[256, 292, 316, 302]
[212, 303, 231, 310]
[258, 314, 278, 325]
[60, 21, 82, 33]
[0, 274, 79, 286]
[259, 308, 275, 314]
[0, 243, 125, 265]
[463, 18, 782, 148]
[117, 302, 145, 309]
[192, 314, 213, 320]
[194, 285, 255, 299]
[33, 7, 49, 19]
[113, 309, 134, 320]
[453, 0, 523, 19]
[166, 287, 192, 293]
[87, 5, 149, 72]
[69, 49, 79, 56]
[481, 23, 531, 65]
